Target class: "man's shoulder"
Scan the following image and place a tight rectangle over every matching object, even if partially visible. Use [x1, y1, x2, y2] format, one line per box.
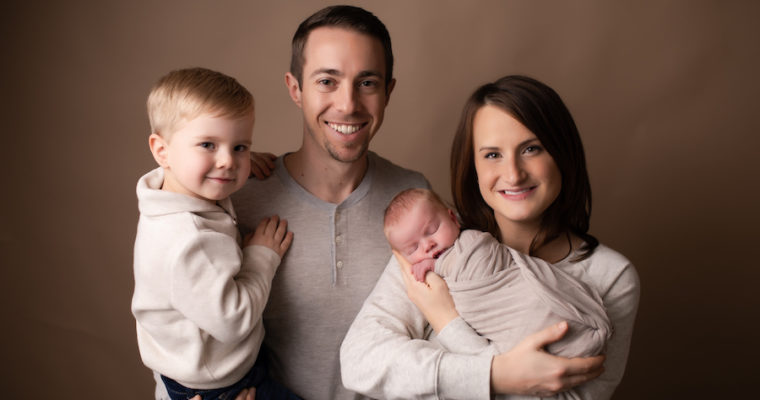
[369, 152, 430, 189]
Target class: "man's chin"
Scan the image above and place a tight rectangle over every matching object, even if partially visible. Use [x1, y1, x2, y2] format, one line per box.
[327, 145, 369, 164]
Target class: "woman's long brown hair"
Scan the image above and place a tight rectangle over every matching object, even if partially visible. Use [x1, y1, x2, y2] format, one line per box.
[450, 75, 598, 260]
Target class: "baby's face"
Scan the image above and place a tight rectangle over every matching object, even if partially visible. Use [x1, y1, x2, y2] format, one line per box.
[387, 200, 460, 264]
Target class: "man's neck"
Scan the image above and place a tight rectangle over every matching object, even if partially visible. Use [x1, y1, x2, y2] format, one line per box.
[283, 148, 369, 204]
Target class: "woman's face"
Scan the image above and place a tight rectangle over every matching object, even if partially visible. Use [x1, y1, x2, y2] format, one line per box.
[472, 104, 562, 233]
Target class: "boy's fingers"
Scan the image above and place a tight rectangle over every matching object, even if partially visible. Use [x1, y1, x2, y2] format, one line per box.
[280, 231, 294, 251]
[273, 218, 288, 241]
[263, 215, 279, 235]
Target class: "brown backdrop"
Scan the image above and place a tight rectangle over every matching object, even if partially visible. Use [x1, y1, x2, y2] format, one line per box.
[2, 0, 758, 398]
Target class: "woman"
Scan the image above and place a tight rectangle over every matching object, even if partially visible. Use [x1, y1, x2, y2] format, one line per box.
[340, 75, 639, 399]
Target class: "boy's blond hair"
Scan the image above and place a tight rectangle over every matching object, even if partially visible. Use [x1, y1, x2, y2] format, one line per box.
[383, 188, 449, 233]
[147, 67, 254, 138]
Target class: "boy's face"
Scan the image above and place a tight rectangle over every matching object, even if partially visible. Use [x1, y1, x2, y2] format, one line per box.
[386, 199, 460, 265]
[150, 112, 254, 202]
[285, 26, 395, 163]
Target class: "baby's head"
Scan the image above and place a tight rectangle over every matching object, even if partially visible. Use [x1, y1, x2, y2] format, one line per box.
[384, 188, 461, 264]
[146, 67, 255, 202]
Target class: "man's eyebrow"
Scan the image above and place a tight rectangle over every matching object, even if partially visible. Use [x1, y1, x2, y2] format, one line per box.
[309, 68, 342, 78]
[357, 70, 383, 80]
[308, 68, 384, 80]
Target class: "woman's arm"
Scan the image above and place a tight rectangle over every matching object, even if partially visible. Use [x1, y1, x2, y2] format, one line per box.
[568, 263, 641, 399]
[340, 255, 493, 399]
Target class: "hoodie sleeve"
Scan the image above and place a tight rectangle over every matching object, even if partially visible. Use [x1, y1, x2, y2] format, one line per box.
[169, 229, 280, 343]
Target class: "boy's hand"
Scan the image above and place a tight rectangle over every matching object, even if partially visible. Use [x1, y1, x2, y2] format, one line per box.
[250, 151, 276, 179]
[244, 215, 293, 258]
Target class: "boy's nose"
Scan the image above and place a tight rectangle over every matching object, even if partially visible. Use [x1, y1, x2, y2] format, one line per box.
[216, 151, 234, 169]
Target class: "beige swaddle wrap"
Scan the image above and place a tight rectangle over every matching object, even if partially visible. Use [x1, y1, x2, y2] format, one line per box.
[436, 230, 612, 357]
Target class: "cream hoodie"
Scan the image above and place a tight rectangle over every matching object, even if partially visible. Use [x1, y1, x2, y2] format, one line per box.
[132, 168, 280, 389]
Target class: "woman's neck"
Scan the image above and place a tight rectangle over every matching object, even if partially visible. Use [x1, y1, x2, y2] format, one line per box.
[498, 219, 577, 263]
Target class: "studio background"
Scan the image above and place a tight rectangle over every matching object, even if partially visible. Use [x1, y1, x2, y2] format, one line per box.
[1, 0, 758, 398]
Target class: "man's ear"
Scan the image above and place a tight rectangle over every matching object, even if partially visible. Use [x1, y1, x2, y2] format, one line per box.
[448, 208, 460, 228]
[384, 78, 397, 106]
[149, 133, 169, 168]
[285, 72, 303, 108]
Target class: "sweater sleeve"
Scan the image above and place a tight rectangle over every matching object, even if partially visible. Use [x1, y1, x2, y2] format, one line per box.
[340, 255, 492, 399]
[573, 263, 640, 399]
[169, 230, 280, 343]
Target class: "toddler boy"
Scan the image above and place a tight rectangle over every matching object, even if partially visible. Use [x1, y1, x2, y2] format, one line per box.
[132, 67, 297, 399]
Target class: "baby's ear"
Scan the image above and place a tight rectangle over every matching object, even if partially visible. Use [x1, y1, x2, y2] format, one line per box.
[448, 208, 460, 228]
[148, 133, 169, 168]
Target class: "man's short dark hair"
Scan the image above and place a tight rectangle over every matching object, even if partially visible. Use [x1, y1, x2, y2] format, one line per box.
[290, 5, 394, 90]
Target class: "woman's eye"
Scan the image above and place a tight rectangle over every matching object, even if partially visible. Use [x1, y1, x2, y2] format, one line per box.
[484, 152, 500, 159]
[524, 145, 542, 155]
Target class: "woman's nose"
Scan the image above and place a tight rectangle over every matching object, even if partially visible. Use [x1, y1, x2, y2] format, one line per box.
[503, 157, 526, 184]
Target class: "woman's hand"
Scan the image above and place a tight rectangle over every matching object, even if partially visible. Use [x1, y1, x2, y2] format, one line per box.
[249, 151, 276, 179]
[491, 322, 605, 396]
[393, 250, 459, 333]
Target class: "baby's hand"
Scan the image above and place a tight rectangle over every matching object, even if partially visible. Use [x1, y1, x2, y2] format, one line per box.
[244, 215, 293, 258]
[411, 258, 436, 282]
[249, 151, 276, 179]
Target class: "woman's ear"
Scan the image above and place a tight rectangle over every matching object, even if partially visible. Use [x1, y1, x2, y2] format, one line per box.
[149, 133, 169, 168]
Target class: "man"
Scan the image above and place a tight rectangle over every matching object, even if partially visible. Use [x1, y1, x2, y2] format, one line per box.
[160, 5, 604, 400]
[230, 6, 428, 400]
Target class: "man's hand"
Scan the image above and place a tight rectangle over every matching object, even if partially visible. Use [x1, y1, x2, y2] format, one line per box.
[189, 387, 255, 400]
[394, 250, 458, 333]
[491, 321, 605, 396]
[250, 151, 276, 179]
[244, 215, 293, 258]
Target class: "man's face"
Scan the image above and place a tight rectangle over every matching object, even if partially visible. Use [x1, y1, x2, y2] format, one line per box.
[286, 27, 395, 163]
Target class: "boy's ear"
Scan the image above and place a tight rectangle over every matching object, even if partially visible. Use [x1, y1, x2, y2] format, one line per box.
[284, 72, 302, 108]
[148, 133, 169, 168]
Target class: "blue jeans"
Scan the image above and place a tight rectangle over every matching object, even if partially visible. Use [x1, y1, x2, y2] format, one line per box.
[161, 356, 301, 400]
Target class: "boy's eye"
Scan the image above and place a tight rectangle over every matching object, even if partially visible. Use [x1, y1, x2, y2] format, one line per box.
[234, 144, 249, 152]
[200, 142, 215, 150]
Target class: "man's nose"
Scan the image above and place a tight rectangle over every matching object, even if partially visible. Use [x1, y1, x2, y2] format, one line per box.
[335, 84, 359, 114]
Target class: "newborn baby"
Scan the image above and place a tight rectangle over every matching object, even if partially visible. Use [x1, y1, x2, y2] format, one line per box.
[383, 188, 612, 357]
